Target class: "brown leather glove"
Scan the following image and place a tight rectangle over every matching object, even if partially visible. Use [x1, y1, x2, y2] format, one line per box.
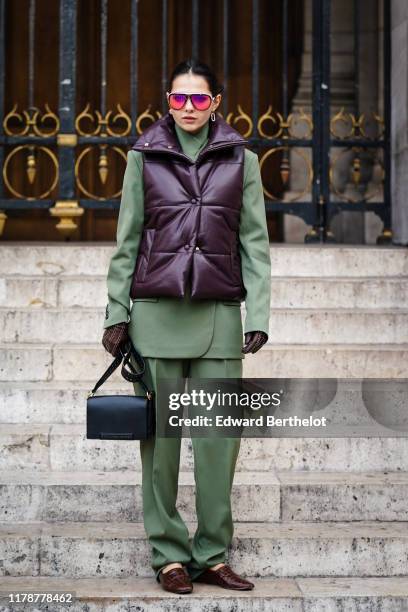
[102, 322, 129, 357]
[242, 331, 268, 354]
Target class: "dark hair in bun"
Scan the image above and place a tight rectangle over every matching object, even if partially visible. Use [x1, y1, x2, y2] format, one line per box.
[168, 59, 224, 97]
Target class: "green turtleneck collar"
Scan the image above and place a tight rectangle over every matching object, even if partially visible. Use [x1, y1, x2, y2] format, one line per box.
[174, 120, 210, 162]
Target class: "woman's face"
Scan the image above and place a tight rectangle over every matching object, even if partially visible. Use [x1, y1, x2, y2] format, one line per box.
[167, 73, 221, 134]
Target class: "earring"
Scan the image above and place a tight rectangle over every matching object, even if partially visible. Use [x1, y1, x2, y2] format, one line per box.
[210, 112, 216, 122]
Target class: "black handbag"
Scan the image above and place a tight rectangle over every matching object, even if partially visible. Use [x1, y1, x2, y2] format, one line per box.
[86, 339, 155, 440]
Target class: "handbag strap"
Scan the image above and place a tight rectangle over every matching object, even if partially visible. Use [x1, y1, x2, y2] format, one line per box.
[88, 340, 153, 399]
[119, 341, 152, 397]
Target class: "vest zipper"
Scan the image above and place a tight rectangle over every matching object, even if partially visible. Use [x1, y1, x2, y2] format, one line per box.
[195, 141, 247, 164]
[134, 140, 246, 165]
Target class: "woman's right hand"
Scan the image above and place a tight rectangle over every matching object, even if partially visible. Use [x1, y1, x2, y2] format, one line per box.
[102, 322, 129, 357]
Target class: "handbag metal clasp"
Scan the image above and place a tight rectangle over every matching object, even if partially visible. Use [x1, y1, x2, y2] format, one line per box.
[87, 391, 95, 398]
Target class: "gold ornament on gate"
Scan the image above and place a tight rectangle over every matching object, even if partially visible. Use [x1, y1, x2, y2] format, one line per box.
[258, 106, 313, 140]
[135, 106, 162, 134]
[3, 103, 60, 137]
[74, 103, 131, 198]
[3, 145, 59, 200]
[330, 107, 385, 140]
[75, 102, 132, 137]
[225, 105, 253, 138]
[2, 103, 60, 200]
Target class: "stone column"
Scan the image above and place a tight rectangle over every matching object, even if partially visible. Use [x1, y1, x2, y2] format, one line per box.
[391, 0, 408, 245]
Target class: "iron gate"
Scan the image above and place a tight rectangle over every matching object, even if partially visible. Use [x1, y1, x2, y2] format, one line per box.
[0, 0, 391, 242]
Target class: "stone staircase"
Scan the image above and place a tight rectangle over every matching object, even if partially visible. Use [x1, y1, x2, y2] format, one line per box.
[1, 242, 408, 611]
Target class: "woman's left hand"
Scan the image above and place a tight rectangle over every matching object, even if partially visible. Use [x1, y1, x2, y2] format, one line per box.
[242, 331, 268, 354]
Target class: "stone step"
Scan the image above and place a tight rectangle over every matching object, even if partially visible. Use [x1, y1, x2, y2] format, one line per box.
[2, 275, 408, 309]
[247, 342, 408, 377]
[2, 307, 408, 344]
[1, 576, 407, 611]
[4, 374, 406, 426]
[1, 424, 407, 472]
[0, 344, 126, 383]
[2, 377, 407, 444]
[1, 520, 407, 578]
[2, 343, 408, 385]
[1, 243, 407, 277]
[0, 381, 129, 422]
[1, 470, 407, 523]
[268, 245, 408, 278]
[0, 276, 107, 309]
[268, 277, 408, 309]
[0, 470, 280, 523]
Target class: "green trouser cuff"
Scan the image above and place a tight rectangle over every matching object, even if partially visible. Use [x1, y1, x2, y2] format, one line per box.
[186, 567, 207, 581]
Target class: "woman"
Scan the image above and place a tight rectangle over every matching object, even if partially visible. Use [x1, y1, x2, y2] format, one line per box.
[102, 59, 271, 594]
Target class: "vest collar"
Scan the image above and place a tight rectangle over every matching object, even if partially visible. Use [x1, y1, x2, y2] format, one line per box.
[132, 111, 247, 164]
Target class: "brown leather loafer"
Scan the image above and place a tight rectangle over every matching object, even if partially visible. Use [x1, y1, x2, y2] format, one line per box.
[195, 564, 254, 590]
[158, 566, 193, 594]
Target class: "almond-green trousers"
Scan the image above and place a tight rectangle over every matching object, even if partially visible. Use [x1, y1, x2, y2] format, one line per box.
[133, 356, 242, 582]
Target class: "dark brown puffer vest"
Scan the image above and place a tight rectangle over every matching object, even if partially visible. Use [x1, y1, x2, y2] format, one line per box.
[130, 111, 248, 301]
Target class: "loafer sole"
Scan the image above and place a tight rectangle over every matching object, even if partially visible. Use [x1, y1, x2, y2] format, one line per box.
[161, 585, 193, 594]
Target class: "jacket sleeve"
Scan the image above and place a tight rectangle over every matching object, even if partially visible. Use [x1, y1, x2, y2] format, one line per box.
[103, 150, 144, 329]
[238, 148, 271, 338]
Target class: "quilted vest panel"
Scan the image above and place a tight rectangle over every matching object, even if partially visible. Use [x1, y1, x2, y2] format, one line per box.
[130, 112, 247, 301]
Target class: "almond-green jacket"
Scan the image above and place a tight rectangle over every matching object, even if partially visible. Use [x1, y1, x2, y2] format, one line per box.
[103, 119, 271, 359]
